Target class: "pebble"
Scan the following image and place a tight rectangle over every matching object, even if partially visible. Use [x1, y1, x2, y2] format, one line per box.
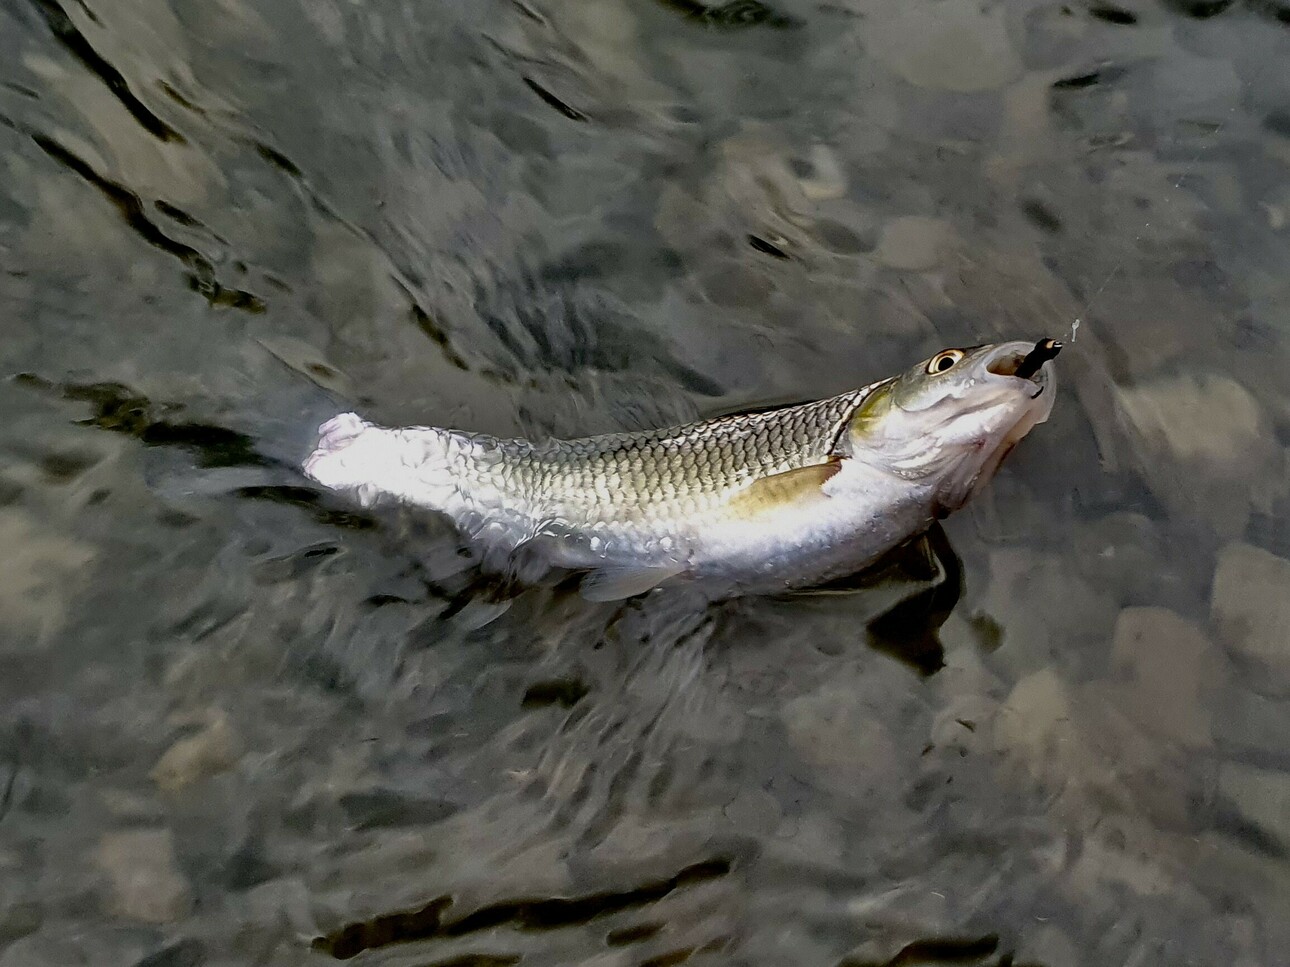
[0, 510, 96, 650]
[1211, 689, 1290, 756]
[0, 898, 41, 946]
[796, 143, 848, 201]
[95, 829, 193, 923]
[977, 549, 1116, 673]
[1072, 512, 1170, 604]
[873, 216, 951, 271]
[929, 694, 997, 757]
[869, 3, 1022, 92]
[1108, 607, 1214, 748]
[1211, 542, 1290, 689]
[133, 938, 205, 967]
[993, 668, 1075, 782]
[698, 262, 775, 309]
[1219, 762, 1290, 851]
[0, 934, 94, 967]
[1114, 373, 1275, 539]
[151, 713, 240, 792]
[781, 678, 898, 799]
[243, 877, 315, 935]
[1017, 924, 1081, 967]
[992, 668, 1194, 826]
[721, 788, 782, 836]
[1116, 373, 1265, 466]
[1063, 823, 1184, 899]
[769, 812, 846, 867]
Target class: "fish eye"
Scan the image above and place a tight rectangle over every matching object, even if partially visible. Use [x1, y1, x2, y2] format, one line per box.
[927, 349, 965, 374]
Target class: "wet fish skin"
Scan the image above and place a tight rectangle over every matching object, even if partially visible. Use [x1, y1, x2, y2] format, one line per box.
[303, 341, 1057, 599]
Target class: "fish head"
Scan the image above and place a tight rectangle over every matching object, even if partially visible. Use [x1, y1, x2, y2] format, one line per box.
[845, 340, 1059, 516]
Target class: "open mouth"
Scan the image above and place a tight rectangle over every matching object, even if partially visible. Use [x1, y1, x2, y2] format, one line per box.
[985, 338, 1061, 396]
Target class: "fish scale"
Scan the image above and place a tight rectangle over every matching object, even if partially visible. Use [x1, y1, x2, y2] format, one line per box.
[461, 388, 871, 531]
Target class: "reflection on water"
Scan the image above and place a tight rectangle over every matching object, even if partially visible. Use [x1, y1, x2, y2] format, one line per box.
[2, 0, 1290, 964]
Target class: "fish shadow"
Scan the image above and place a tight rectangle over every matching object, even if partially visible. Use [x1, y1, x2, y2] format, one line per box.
[784, 523, 964, 677]
[417, 522, 965, 678]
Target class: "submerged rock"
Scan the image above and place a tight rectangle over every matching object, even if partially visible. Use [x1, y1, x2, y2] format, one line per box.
[873, 215, 952, 271]
[1072, 511, 1171, 605]
[781, 677, 899, 799]
[1219, 762, 1290, 852]
[977, 549, 1116, 673]
[869, 3, 1022, 93]
[1108, 607, 1215, 748]
[993, 668, 1075, 781]
[1116, 373, 1264, 465]
[94, 829, 192, 923]
[1211, 542, 1290, 690]
[1212, 688, 1290, 757]
[1016, 924, 1081, 967]
[151, 712, 240, 792]
[1115, 373, 1276, 539]
[0, 510, 96, 650]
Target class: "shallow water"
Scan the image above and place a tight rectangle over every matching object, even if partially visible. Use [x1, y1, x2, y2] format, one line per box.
[3, 0, 1290, 964]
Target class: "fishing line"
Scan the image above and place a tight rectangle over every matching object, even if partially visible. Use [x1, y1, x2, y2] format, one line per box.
[1065, 34, 1269, 345]
[1067, 158, 1204, 345]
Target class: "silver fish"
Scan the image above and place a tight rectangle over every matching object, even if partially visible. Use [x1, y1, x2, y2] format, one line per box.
[303, 339, 1059, 601]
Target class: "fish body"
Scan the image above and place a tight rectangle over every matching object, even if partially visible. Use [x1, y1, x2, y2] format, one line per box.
[304, 340, 1058, 600]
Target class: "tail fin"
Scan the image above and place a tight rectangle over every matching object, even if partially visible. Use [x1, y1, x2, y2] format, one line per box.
[303, 412, 456, 510]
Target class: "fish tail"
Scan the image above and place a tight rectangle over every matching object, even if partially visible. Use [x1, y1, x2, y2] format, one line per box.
[303, 412, 456, 510]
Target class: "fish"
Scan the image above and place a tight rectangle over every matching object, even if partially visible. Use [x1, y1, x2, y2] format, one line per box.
[302, 338, 1060, 602]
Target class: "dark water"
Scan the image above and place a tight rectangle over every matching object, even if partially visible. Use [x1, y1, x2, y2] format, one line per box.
[3, 0, 1290, 964]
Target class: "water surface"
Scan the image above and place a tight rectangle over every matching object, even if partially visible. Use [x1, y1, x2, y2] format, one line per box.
[2, 0, 1290, 964]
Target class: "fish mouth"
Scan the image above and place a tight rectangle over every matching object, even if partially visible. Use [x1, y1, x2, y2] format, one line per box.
[983, 339, 1061, 398]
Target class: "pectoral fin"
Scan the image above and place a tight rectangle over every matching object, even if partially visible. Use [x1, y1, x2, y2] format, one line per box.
[579, 563, 684, 602]
[727, 459, 841, 517]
